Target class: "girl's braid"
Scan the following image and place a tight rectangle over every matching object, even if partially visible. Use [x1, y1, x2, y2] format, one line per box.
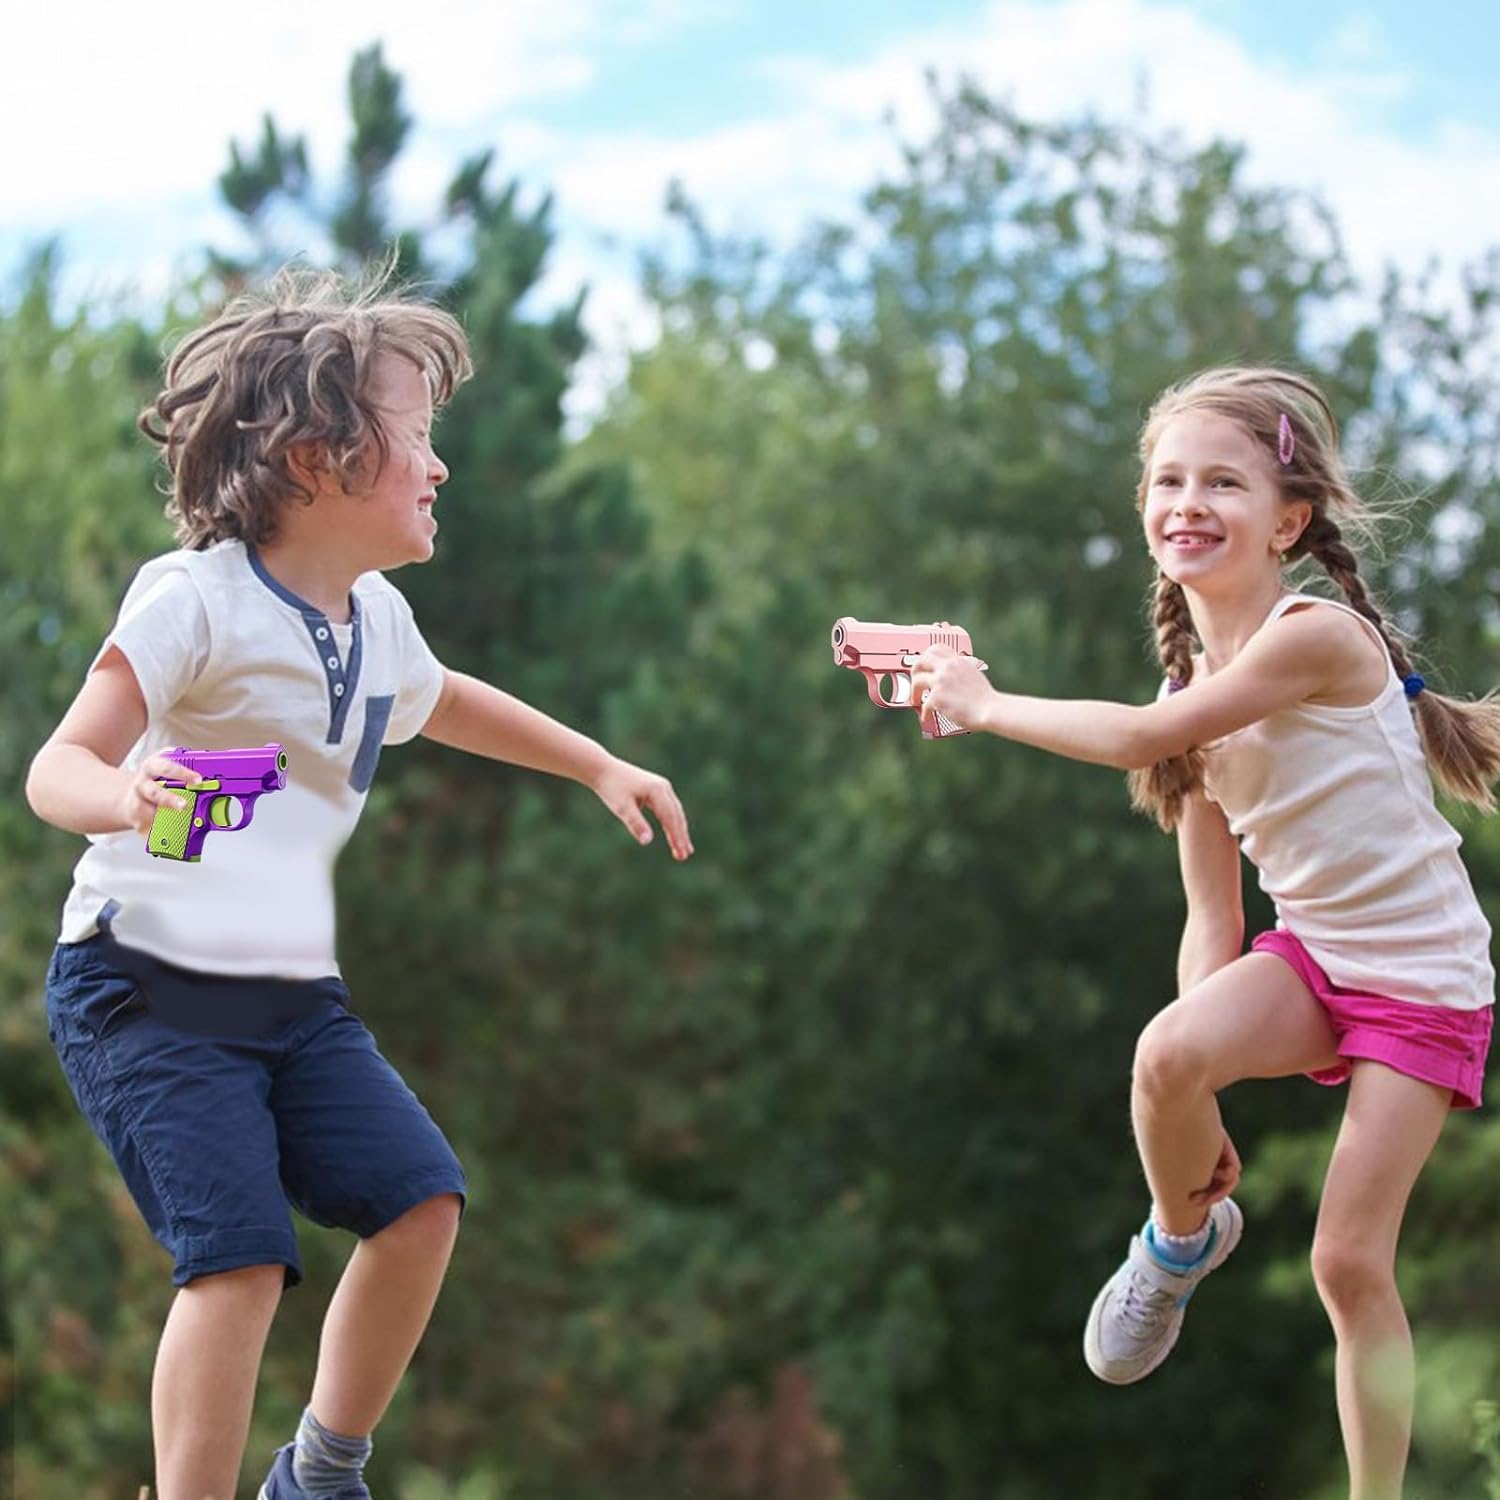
[1302, 511, 1500, 811]
[1127, 571, 1206, 829]
[1299, 513, 1417, 678]
[1155, 571, 1198, 690]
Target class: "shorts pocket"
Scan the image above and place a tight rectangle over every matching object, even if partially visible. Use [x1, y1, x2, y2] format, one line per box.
[349, 693, 395, 793]
[46, 955, 146, 1113]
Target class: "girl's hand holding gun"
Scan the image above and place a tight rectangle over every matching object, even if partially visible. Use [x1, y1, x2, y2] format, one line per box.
[912, 646, 999, 736]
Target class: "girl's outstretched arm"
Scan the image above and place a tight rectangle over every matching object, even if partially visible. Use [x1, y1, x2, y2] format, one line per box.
[420, 668, 693, 859]
[912, 605, 1375, 769]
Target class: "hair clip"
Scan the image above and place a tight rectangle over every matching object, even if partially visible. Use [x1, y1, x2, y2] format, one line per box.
[1402, 673, 1426, 699]
[1277, 412, 1296, 466]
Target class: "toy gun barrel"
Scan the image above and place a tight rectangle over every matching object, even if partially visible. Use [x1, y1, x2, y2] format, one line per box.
[159, 744, 289, 788]
[146, 743, 289, 862]
[831, 618, 983, 738]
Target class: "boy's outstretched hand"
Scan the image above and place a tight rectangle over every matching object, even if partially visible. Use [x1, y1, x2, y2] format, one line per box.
[591, 756, 693, 860]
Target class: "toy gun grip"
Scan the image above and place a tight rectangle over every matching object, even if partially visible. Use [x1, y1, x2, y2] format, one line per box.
[145, 781, 267, 861]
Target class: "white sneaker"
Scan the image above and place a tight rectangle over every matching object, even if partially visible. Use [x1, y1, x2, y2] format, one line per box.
[1083, 1198, 1242, 1385]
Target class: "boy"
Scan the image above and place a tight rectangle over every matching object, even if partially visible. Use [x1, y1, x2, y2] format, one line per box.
[26, 267, 692, 1500]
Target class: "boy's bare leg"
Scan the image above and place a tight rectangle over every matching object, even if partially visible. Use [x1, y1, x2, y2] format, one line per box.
[152, 1263, 285, 1500]
[1131, 953, 1340, 1234]
[308, 1193, 462, 1436]
[1312, 1062, 1448, 1500]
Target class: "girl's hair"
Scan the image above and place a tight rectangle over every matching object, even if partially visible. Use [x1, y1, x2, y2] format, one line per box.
[1128, 365, 1500, 830]
[139, 262, 473, 549]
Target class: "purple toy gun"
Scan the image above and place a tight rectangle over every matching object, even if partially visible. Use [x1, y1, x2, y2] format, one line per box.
[832, 618, 987, 739]
[146, 744, 289, 862]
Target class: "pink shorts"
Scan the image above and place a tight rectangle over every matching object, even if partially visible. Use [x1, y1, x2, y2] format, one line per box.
[1252, 929, 1493, 1110]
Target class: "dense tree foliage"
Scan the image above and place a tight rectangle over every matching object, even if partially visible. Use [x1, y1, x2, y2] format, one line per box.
[4, 61, 1499, 1500]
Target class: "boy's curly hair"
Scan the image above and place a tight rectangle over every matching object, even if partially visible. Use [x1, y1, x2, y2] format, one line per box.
[139, 263, 472, 549]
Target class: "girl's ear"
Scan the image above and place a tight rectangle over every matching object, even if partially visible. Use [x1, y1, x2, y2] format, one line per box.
[1273, 500, 1312, 555]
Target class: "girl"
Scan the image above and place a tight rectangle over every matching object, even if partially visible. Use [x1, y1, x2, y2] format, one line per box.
[911, 366, 1499, 1500]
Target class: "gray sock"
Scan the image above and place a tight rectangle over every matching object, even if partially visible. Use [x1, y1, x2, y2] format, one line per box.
[291, 1406, 373, 1497]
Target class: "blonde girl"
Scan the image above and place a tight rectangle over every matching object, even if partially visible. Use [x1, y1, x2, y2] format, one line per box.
[912, 366, 1499, 1500]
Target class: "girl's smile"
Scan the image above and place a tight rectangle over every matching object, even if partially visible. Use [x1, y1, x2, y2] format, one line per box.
[1141, 411, 1298, 590]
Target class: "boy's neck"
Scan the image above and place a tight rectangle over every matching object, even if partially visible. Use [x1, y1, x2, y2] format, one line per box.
[253, 537, 360, 625]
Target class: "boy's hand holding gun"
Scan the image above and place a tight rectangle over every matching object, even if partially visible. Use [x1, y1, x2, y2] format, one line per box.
[120, 753, 216, 838]
[136, 744, 289, 861]
[831, 618, 993, 738]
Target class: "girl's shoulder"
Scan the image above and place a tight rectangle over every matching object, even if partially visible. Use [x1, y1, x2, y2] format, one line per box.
[1268, 596, 1391, 710]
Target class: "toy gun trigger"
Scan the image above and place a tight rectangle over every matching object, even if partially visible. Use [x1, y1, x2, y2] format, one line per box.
[862, 667, 915, 708]
[206, 791, 260, 832]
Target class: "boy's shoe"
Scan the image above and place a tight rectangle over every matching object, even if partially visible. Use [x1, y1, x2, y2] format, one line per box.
[258, 1443, 372, 1500]
[1083, 1197, 1243, 1385]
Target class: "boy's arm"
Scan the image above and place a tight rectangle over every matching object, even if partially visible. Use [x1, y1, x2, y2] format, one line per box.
[420, 669, 693, 859]
[25, 647, 204, 836]
[1174, 789, 1244, 994]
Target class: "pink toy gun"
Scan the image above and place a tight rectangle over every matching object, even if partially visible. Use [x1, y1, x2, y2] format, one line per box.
[146, 744, 288, 861]
[831, 618, 987, 739]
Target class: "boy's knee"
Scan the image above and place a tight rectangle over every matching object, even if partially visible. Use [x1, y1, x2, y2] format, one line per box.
[377, 1192, 462, 1253]
[183, 1262, 287, 1305]
[1133, 1003, 1212, 1097]
[1310, 1234, 1392, 1315]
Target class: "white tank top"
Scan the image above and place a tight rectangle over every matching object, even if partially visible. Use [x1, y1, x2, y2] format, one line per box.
[1200, 593, 1494, 1011]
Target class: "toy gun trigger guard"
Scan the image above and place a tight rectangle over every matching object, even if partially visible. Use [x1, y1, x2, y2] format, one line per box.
[862, 665, 917, 708]
[201, 788, 259, 832]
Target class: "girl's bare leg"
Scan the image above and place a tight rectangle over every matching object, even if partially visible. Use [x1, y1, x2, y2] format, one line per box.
[1131, 952, 1340, 1233]
[1311, 1062, 1448, 1500]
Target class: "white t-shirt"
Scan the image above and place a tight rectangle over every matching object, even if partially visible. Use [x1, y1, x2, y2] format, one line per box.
[1201, 593, 1494, 1011]
[57, 540, 447, 978]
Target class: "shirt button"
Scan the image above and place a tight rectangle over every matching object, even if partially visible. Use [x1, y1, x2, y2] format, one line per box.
[334, 683, 345, 697]
[327, 656, 339, 670]
[315, 627, 329, 641]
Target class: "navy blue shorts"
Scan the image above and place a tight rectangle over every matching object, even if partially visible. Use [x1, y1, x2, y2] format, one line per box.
[44, 931, 467, 1287]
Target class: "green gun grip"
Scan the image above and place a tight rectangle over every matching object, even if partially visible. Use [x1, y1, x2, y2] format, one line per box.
[148, 794, 198, 860]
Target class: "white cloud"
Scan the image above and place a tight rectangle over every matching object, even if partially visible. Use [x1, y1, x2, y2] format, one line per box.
[9, 0, 1500, 402]
[527, 0, 1500, 333]
[1, 0, 683, 224]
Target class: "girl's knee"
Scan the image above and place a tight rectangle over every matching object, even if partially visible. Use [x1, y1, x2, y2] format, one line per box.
[1310, 1234, 1394, 1315]
[1133, 1004, 1211, 1097]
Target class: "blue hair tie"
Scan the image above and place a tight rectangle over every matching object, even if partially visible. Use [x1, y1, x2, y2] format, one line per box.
[1403, 673, 1426, 699]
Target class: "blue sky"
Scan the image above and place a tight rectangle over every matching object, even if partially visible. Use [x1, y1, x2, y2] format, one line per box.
[523, 0, 1500, 143]
[5, 0, 1498, 414]
[1220, 0, 1500, 139]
